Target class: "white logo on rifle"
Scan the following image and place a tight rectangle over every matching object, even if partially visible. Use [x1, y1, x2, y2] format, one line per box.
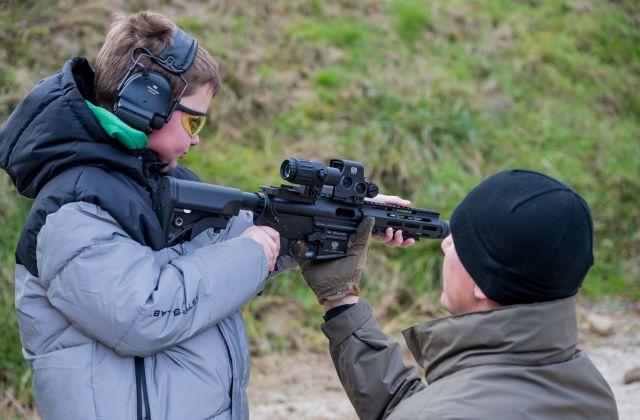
[331, 241, 340, 251]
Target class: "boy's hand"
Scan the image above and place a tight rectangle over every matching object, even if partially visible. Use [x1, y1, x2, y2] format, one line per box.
[365, 194, 416, 248]
[241, 226, 280, 271]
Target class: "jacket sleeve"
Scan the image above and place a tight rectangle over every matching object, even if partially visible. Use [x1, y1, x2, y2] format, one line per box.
[321, 299, 426, 419]
[36, 201, 269, 357]
[185, 208, 296, 277]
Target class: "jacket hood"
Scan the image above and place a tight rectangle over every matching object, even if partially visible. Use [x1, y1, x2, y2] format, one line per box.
[0, 57, 147, 198]
[402, 296, 578, 384]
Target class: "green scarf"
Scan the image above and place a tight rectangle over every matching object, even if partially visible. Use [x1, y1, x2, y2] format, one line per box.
[85, 101, 148, 149]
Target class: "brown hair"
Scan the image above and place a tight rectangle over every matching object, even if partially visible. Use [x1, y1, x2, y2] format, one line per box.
[94, 11, 219, 109]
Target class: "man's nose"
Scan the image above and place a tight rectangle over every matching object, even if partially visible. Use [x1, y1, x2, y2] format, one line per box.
[190, 135, 200, 146]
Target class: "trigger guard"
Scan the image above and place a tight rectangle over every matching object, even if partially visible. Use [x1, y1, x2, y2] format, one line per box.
[289, 240, 317, 259]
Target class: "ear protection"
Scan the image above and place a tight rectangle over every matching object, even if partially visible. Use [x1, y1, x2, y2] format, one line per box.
[113, 27, 198, 134]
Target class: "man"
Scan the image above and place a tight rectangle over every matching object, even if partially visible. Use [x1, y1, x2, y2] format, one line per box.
[299, 169, 619, 419]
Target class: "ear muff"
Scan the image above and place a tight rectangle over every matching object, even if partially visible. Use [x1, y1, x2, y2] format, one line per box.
[150, 115, 167, 131]
[114, 70, 174, 133]
[113, 27, 198, 134]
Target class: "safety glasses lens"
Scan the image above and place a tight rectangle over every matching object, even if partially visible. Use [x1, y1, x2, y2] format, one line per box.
[182, 113, 206, 137]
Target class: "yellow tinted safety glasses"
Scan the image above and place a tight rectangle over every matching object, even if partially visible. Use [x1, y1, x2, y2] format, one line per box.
[175, 102, 207, 137]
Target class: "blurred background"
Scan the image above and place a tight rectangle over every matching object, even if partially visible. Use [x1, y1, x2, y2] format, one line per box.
[0, 0, 638, 418]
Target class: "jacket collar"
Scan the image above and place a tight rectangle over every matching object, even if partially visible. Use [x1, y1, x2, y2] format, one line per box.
[402, 296, 578, 384]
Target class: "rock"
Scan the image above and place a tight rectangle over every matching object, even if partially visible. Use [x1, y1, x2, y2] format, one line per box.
[585, 313, 615, 336]
[624, 367, 640, 385]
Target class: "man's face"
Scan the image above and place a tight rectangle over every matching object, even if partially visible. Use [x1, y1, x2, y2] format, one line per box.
[147, 85, 213, 172]
[440, 234, 482, 314]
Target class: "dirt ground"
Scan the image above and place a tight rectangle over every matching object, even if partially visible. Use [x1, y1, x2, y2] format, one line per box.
[248, 307, 640, 420]
[579, 307, 640, 420]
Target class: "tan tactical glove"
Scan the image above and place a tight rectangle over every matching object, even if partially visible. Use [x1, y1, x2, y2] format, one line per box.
[298, 217, 374, 304]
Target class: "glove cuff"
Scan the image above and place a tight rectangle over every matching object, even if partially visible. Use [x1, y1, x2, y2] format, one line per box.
[318, 283, 360, 304]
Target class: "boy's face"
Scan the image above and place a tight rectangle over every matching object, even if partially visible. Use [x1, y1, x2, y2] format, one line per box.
[147, 85, 214, 172]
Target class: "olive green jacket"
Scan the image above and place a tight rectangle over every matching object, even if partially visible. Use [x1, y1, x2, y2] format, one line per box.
[321, 296, 618, 420]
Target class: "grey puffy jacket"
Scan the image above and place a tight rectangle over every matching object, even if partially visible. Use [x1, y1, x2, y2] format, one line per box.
[19, 202, 267, 419]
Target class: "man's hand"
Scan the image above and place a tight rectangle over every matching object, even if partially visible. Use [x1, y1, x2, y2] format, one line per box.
[298, 217, 374, 304]
[366, 194, 416, 248]
[241, 225, 280, 271]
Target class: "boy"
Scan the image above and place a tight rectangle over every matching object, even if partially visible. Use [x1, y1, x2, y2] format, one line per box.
[0, 11, 278, 419]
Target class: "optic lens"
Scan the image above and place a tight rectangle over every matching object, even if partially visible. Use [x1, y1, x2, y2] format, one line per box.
[280, 159, 298, 181]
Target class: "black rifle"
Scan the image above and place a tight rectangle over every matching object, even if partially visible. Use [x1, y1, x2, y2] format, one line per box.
[154, 158, 449, 260]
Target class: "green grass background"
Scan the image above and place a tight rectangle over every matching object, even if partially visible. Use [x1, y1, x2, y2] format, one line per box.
[0, 0, 638, 409]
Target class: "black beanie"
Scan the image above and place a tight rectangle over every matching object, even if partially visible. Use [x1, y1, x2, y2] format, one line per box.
[450, 169, 594, 306]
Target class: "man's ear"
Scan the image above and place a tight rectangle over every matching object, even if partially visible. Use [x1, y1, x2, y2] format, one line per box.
[473, 284, 489, 301]
[473, 284, 502, 310]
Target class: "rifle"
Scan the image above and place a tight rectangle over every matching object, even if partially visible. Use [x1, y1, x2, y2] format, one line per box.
[154, 158, 449, 260]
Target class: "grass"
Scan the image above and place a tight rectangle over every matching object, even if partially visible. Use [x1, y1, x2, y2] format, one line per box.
[390, 0, 432, 44]
[0, 0, 638, 410]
